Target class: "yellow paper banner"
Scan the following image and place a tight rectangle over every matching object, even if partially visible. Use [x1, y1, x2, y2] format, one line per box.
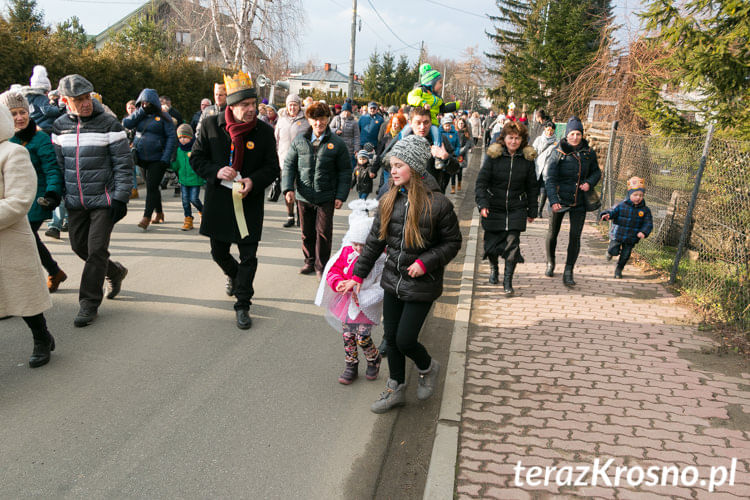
[232, 181, 250, 239]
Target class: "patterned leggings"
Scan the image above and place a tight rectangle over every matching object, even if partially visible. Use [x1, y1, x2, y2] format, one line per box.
[342, 323, 379, 364]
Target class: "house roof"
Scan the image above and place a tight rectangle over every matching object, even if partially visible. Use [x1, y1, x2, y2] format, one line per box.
[290, 68, 352, 83]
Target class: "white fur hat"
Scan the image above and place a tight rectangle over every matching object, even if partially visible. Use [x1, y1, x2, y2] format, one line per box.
[30, 65, 51, 91]
[344, 199, 379, 245]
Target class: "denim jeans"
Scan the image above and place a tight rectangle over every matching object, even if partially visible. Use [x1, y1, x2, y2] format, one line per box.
[47, 204, 67, 230]
[180, 185, 203, 217]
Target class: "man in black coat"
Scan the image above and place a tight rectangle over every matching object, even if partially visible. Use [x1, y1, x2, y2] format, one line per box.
[190, 73, 280, 329]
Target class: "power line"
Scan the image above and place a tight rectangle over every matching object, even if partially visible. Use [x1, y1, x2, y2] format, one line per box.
[423, 0, 488, 19]
[327, 0, 390, 45]
[365, 0, 419, 50]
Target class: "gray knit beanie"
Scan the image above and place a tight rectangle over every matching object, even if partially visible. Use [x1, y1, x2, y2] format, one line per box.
[389, 135, 432, 178]
[0, 91, 29, 112]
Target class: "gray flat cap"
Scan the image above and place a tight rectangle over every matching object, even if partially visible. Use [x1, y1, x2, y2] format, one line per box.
[58, 74, 94, 97]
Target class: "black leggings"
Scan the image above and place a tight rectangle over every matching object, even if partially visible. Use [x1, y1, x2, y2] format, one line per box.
[29, 220, 60, 276]
[382, 291, 433, 385]
[545, 207, 587, 267]
[142, 161, 168, 218]
[22, 313, 45, 331]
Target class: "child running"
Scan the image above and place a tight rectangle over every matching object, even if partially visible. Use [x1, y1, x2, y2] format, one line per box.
[315, 199, 384, 385]
[600, 176, 653, 278]
[171, 124, 205, 231]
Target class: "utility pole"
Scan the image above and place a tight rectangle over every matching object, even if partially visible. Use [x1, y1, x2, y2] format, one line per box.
[418, 40, 424, 67]
[348, 0, 357, 99]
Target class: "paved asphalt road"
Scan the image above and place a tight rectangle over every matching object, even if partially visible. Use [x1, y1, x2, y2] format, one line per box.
[1, 186, 399, 498]
[1, 148, 481, 498]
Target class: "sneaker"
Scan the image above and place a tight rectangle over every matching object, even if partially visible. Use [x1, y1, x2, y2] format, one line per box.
[370, 378, 406, 414]
[73, 308, 97, 328]
[365, 354, 381, 380]
[614, 266, 623, 279]
[47, 269, 67, 293]
[45, 227, 60, 239]
[416, 359, 441, 400]
[299, 264, 315, 275]
[106, 263, 128, 299]
[338, 362, 359, 385]
[61, 222, 68, 232]
[282, 216, 295, 228]
[606, 252, 613, 261]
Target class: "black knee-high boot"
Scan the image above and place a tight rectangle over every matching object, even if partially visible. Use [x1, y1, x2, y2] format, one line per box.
[503, 260, 516, 294]
[488, 255, 499, 284]
[24, 314, 55, 368]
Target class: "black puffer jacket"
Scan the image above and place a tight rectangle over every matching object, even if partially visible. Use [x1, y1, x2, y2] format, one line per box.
[544, 137, 601, 208]
[476, 143, 538, 232]
[51, 100, 133, 209]
[353, 176, 462, 302]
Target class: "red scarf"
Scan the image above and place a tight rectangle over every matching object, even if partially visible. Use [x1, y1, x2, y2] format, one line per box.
[224, 106, 257, 171]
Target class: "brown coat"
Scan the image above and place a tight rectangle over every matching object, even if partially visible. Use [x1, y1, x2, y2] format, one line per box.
[0, 106, 52, 317]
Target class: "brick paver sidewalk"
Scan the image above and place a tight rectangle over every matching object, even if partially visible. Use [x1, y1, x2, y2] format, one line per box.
[456, 217, 750, 499]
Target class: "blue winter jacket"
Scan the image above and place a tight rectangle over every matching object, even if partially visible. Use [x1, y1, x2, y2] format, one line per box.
[440, 127, 461, 158]
[359, 113, 384, 148]
[601, 198, 653, 245]
[26, 90, 63, 133]
[122, 89, 177, 164]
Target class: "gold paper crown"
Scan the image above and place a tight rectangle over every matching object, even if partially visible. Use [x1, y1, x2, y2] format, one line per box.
[627, 176, 646, 190]
[223, 71, 253, 95]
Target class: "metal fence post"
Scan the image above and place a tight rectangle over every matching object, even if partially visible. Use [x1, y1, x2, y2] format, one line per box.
[603, 121, 619, 208]
[669, 124, 715, 285]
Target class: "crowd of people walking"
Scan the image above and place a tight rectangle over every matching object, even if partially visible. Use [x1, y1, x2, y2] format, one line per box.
[2, 62, 641, 416]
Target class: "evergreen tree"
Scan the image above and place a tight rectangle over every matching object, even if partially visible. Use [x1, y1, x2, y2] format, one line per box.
[380, 51, 396, 95]
[53, 16, 91, 50]
[394, 55, 417, 93]
[362, 50, 381, 99]
[637, 0, 750, 139]
[109, 8, 174, 57]
[6, 0, 46, 34]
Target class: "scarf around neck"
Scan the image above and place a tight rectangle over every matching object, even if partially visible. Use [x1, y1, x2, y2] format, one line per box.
[14, 118, 37, 144]
[224, 106, 257, 171]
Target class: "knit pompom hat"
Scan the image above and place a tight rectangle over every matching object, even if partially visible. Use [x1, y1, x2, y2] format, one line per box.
[30, 65, 51, 91]
[356, 149, 372, 160]
[419, 63, 441, 87]
[390, 135, 432, 177]
[345, 199, 379, 244]
[0, 91, 29, 112]
[286, 93, 301, 105]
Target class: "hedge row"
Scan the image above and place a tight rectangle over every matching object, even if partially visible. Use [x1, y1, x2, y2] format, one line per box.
[0, 23, 224, 120]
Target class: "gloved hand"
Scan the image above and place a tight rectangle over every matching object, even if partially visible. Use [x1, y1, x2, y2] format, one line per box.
[36, 191, 61, 211]
[109, 199, 128, 224]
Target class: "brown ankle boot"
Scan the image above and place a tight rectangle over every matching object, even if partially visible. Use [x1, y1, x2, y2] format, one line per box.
[137, 217, 150, 230]
[130, 188, 139, 199]
[152, 212, 164, 224]
[47, 269, 67, 293]
[181, 216, 194, 231]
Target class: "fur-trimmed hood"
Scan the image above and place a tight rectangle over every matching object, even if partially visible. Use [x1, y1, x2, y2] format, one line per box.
[487, 142, 537, 161]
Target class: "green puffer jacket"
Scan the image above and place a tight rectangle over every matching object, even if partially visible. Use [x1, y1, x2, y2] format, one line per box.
[281, 128, 351, 205]
[10, 122, 63, 222]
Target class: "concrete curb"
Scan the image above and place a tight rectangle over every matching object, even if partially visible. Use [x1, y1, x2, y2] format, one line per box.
[422, 207, 480, 500]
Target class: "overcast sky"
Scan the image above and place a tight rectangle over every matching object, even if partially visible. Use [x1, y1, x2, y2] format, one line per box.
[32, 0, 642, 74]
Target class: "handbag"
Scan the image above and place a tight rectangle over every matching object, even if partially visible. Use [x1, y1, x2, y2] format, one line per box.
[267, 177, 281, 202]
[583, 188, 601, 212]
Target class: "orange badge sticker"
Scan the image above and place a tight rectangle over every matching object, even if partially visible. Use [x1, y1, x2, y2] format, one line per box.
[638, 211, 644, 217]
[155, 116, 160, 121]
[246, 141, 255, 150]
[327, 143, 334, 150]
[187, 152, 192, 158]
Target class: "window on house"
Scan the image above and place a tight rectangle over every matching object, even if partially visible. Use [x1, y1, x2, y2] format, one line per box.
[329, 84, 338, 89]
[301, 82, 311, 87]
[176, 31, 191, 45]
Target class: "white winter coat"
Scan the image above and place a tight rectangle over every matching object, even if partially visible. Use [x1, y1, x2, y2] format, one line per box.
[0, 105, 52, 317]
